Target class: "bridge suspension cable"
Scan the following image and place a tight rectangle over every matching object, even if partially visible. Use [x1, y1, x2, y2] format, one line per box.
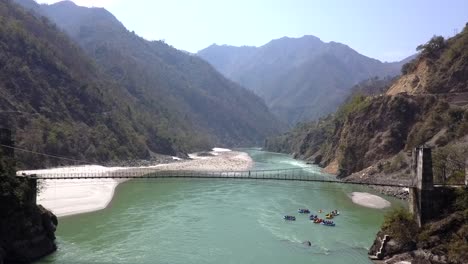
[0, 144, 95, 165]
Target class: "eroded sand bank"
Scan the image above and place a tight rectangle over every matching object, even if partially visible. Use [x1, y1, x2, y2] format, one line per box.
[350, 192, 391, 209]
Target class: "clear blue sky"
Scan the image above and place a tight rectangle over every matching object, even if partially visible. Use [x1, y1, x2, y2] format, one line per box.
[38, 0, 468, 62]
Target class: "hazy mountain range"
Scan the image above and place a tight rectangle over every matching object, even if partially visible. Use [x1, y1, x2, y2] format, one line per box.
[199, 37, 413, 124]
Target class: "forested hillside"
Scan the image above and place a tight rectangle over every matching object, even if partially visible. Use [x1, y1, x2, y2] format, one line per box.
[0, 0, 161, 168]
[266, 25, 468, 182]
[4, 0, 281, 168]
[27, 0, 282, 147]
[199, 36, 409, 124]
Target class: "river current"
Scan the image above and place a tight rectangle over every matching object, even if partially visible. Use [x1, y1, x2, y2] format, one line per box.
[38, 149, 403, 264]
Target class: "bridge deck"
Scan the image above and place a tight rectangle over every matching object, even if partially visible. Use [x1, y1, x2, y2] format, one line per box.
[18, 167, 415, 188]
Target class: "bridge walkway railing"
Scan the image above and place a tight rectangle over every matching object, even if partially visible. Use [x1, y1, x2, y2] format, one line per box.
[17, 167, 413, 187]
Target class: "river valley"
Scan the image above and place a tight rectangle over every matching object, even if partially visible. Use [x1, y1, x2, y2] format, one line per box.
[37, 149, 404, 264]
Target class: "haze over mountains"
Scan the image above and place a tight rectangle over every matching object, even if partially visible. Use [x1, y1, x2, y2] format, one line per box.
[199, 37, 412, 124]
[7, 0, 282, 168]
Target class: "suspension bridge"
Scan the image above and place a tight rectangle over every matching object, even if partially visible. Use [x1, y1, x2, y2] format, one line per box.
[1, 128, 467, 230]
[17, 167, 415, 188]
[0, 126, 417, 187]
[0, 126, 463, 188]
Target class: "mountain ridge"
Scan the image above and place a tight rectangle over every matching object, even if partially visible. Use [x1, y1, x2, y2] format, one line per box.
[199, 35, 410, 124]
[205, 35, 413, 64]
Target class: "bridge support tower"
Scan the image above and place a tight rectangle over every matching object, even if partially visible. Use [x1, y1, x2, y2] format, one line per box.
[409, 147, 434, 227]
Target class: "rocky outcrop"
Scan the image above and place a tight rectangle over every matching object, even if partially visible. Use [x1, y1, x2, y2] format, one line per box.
[387, 60, 432, 95]
[369, 231, 416, 261]
[0, 204, 58, 264]
[323, 94, 437, 177]
[368, 210, 467, 264]
[266, 93, 450, 178]
[0, 168, 58, 263]
[369, 186, 409, 200]
[369, 232, 391, 260]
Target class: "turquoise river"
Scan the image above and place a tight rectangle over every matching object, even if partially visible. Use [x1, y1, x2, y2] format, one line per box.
[38, 149, 404, 264]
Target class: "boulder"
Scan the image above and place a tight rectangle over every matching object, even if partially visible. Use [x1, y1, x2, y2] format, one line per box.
[1, 205, 58, 263]
[384, 238, 417, 256]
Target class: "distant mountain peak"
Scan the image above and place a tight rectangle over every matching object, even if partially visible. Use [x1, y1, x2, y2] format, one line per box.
[205, 35, 324, 51]
[199, 36, 407, 124]
[49, 0, 114, 16]
[52, 0, 78, 7]
[207, 43, 233, 48]
[274, 35, 322, 42]
[41, 0, 125, 36]
[266, 35, 323, 46]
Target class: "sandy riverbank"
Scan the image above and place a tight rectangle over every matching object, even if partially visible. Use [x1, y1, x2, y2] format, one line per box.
[350, 192, 391, 209]
[20, 149, 253, 217]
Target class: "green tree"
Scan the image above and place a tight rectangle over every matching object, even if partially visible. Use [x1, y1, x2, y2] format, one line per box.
[416, 35, 446, 58]
[382, 207, 418, 244]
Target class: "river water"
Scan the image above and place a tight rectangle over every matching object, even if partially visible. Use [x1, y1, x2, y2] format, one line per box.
[38, 149, 403, 264]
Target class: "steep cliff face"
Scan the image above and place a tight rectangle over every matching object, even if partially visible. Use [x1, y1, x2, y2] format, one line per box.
[0, 133, 58, 263]
[267, 94, 441, 176]
[321, 95, 437, 176]
[267, 90, 467, 179]
[0, 202, 58, 263]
